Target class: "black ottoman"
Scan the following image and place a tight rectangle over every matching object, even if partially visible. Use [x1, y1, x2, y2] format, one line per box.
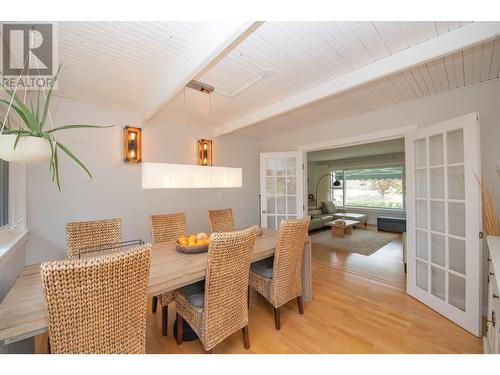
[377, 216, 406, 233]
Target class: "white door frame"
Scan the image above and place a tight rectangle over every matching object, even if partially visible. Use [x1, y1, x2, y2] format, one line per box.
[300, 124, 417, 214]
[298, 124, 417, 152]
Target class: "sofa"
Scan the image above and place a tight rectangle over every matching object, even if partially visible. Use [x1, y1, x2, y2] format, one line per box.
[308, 201, 368, 231]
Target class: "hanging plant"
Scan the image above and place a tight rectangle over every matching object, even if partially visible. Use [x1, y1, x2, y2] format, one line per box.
[0, 66, 113, 190]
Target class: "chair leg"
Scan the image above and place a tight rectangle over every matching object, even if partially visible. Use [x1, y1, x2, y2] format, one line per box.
[297, 296, 304, 314]
[152, 296, 158, 313]
[161, 305, 168, 336]
[274, 307, 281, 330]
[47, 337, 51, 354]
[176, 315, 183, 345]
[242, 325, 250, 349]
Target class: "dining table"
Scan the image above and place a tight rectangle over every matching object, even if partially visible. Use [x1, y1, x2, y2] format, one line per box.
[0, 228, 312, 353]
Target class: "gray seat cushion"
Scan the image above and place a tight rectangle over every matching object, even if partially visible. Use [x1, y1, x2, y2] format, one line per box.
[309, 217, 323, 230]
[250, 256, 274, 279]
[308, 208, 324, 217]
[320, 215, 334, 224]
[179, 280, 205, 308]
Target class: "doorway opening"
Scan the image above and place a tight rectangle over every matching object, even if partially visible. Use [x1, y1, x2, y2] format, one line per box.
[306, 137, 407, 288]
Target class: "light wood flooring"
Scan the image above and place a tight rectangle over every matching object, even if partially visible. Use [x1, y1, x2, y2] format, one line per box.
[35, 228, 483, 354]
[311, 225, 406, 288]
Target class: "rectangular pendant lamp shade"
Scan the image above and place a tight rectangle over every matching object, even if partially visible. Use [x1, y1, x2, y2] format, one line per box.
[142, 162, 242, 189]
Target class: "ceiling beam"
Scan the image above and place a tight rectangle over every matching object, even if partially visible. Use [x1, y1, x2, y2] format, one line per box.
[142, 21, 263, 122]
[214, 21, 500, 136]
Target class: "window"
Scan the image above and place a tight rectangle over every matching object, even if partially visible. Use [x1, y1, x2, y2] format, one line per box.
[0, 159, 8, 227]
[330, 166, 404, 210]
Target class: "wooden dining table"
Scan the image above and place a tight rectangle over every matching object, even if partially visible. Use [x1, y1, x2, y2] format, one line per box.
[0, 228, 311, 352]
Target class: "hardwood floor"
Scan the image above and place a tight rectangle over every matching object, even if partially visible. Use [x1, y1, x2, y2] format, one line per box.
[35, 234, 483, 354]
[311, 225, 406, 288]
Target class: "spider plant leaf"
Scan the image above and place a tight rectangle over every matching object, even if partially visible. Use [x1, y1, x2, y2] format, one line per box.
[0, 90, 39, 133]
[13, 133, 27, 149]
[53, 145, 61, 191]
[44, 134, 55, 175]
[1, 129, 31, 135]
[0, 99, 33, 131]
[40, 64, 61, 132]
[46, 124, 114, 134]
[56, 140, 92, 180]
[0, 84, 27, 111]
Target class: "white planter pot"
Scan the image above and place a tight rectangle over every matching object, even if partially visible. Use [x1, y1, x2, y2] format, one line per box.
[0, 134, 52, 164]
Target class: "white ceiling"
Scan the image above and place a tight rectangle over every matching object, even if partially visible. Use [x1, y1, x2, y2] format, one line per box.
[196, 21, 471, 124]
[307, 138, 405, 162]
[42, 21, 500, 137]
[55, 22, 221, 109]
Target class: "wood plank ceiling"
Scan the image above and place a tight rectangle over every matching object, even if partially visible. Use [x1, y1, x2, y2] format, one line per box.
[49, 21, 500, 138]
[195, 21, 473, 125]
[234, 36, 500, 139]
[56, 22, 216, 109]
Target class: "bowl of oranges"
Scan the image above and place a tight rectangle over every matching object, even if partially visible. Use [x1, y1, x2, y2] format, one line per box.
[175, 232, 210, 254]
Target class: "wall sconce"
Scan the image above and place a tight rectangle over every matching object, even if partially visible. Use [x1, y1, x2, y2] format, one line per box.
[123, 126, 142, 163]
[197, 139, 212, 166]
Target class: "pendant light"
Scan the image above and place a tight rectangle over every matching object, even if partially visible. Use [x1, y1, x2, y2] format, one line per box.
[142, 82, 242, 189]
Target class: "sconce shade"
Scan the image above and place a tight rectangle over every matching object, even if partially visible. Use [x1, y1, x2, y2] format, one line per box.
[198, 139, 212, 166]
[142, 162, 242, 189]
[123, 126, 142, 163]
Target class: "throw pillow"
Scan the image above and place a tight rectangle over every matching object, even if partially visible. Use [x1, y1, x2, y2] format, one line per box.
[321, 201, 337, 214]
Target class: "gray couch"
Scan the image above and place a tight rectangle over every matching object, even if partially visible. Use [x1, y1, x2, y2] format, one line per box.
[308, 201, 368, 231]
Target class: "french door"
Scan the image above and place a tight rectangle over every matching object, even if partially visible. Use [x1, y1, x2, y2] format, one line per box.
[405, 112, 482, 336]
[260, 152, 304, 229]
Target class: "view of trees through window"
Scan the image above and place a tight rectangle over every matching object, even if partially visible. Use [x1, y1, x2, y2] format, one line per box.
[330, 167, 403, 209]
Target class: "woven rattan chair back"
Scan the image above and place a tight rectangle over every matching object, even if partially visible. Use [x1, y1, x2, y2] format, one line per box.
[66, 218, 122, 258]
[272, 217, 310, 307]
[149, 213, 187, 243]
[41, 245, 152, 354]
[203, 225, 258, 349]
[207, 208, 234, 233]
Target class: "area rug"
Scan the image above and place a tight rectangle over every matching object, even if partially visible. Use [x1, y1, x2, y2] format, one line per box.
[311, 228, 395, 256]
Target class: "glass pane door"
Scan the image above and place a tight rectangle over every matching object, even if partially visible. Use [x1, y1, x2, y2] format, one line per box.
[406, 113, 481, 336]
[260, 152, 304, 229]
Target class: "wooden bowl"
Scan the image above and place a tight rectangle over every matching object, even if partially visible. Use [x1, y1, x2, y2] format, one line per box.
[175, 240, 209, 254]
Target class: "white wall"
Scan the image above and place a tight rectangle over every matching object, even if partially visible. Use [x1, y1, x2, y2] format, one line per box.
[26, 97, 260, 264]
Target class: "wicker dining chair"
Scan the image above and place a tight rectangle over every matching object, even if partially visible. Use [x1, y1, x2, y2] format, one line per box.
[248, 217, 310, 330]
[175, 225, 258, 353]
[207, 208, 234, 233]
[149, 212, 187, 336]
[41, 244, 152, 354]
[66, 218, 122, 258]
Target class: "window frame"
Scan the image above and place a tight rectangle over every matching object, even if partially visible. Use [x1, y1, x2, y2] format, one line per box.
[0, 162, 26, 239]
[330, 164, 406, 211]
[0, 159, 8, 230]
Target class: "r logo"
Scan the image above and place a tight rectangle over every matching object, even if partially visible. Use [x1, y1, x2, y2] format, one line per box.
[2, 23, 54, 76]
